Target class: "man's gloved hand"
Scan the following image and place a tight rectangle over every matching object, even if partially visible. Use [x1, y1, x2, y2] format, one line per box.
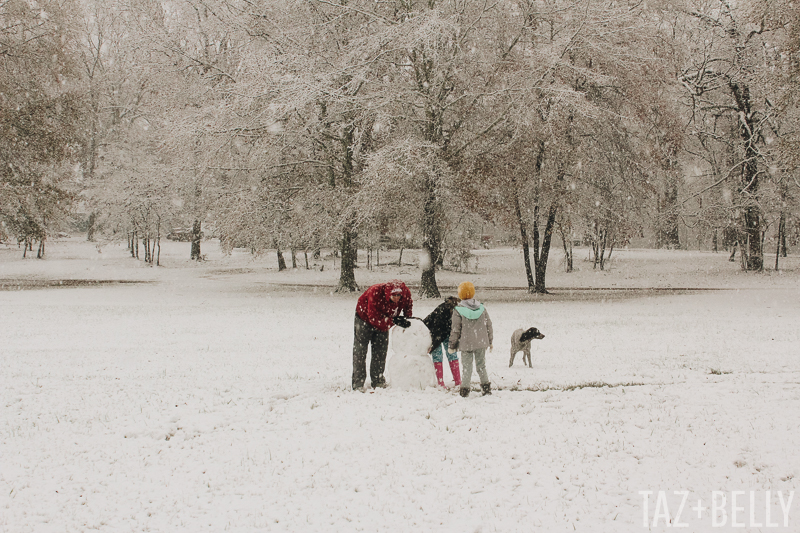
[393, 316, 411, 329]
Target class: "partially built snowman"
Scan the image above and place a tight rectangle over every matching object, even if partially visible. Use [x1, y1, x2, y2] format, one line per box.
[385, 318, 436, 390]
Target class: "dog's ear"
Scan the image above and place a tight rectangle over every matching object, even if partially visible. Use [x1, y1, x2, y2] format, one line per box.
[519, 328, 536, 343]
[520, 327, 545, 343]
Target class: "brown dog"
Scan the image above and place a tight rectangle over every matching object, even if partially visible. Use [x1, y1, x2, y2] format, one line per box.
[509, 327, 545, 367]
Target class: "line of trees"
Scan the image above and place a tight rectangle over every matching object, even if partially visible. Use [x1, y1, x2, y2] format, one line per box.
[2, 0, 799, 294]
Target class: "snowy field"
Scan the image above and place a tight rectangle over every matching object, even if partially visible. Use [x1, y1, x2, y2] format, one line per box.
[2, 238, 800, 532]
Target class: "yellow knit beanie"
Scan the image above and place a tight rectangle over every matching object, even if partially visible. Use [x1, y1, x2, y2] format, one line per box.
[458, 281, 475, 300]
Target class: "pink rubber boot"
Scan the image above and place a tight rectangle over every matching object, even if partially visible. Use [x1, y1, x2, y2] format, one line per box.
[434, 362, 445, 387]
[449, 359, 462, 387]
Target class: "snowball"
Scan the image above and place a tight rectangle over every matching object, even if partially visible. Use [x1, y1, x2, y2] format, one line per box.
[418, 251, 431, 270]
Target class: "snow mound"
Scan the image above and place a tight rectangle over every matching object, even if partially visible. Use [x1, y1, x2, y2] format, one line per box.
[386, 319, 435, 390]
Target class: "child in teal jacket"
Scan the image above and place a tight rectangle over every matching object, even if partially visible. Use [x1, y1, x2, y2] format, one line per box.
[448, 281, 493, 397]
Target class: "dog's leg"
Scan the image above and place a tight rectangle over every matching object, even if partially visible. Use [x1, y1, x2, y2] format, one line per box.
[523, 347, 531, 368]
[509, 349, 516, 367]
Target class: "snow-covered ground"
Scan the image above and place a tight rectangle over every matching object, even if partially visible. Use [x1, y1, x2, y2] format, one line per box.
[2, 238, 799, 532]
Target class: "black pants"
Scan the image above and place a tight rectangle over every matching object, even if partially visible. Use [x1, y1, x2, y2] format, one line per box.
[352, 315, 389, 389]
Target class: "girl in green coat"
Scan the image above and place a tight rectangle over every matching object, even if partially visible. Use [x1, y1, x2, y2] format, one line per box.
[448, 281, 493, 397]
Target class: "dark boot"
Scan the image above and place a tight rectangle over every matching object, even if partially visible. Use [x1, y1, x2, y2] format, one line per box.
[459, 387, 470, 398]
[481, 382, 492, 396]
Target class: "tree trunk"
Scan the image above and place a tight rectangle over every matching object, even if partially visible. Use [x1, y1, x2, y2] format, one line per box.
[190, 219, 202, 261]
[559, 223, 573, 273]
[779, 213, 788, 257]
[598, 230, 608, 271]
[420, 242, 441, 297]
[743, 206, 762, 270]
[730, 81, 763, 271]
[337, 220, 358, 292]
[776, 178, 788, 265]
[533, 203, 558, 293]
[740, 236, 748, 270]
[37, 238, 45, 259]
[276, 247, 287, 271]
[657, 174, 681, 249]
[420, 262, 439, 298]
[419, 182, 442, 298]
[87, 212, 97, 242]
[420, 244, 440, 298]
[562, 237, 573, 273]
[528, 140, 551, 292]
[156, 218, 161, 267]
[275, 246, 286, 272]
[513, 182, 535, 292]
[85, 82, 99, 243]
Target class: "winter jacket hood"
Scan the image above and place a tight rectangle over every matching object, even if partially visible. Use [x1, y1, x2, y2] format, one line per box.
[455, 299, 485, 319]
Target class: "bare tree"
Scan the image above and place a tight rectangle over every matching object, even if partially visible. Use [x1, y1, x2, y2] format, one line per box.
[462, 0, 661, 292]
[673, 0, 790, 270]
